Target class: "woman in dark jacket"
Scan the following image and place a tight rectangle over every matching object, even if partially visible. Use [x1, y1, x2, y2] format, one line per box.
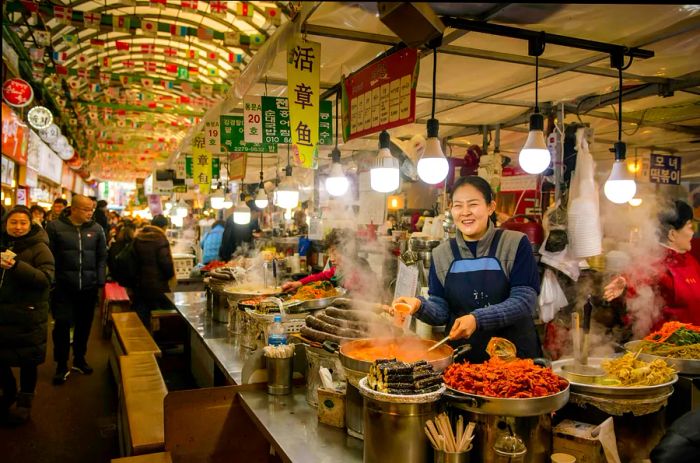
[131, 215, 176, 328]
[0, 206, 55, 425]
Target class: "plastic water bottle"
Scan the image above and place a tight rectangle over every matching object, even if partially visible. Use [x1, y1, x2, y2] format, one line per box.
[268, 315, 288, 346]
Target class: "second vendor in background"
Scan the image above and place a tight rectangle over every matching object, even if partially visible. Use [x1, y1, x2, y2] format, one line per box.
[393, 176, 542, 363]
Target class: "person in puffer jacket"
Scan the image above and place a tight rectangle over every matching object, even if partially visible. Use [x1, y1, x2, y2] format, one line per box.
[45, 195, 107, 385]
[200, 220, 225, 264]
[131, 215, 176, 328]
[0, 206, 55, 425]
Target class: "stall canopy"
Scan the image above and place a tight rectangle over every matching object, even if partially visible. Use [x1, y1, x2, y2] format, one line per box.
[4, 2, 699, 182]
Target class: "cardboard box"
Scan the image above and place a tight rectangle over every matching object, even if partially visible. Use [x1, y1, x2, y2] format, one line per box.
[553, 420, 606, 463]
[317, 387, 345, 428]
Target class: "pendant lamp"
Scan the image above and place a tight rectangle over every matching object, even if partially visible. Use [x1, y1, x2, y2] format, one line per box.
[274, 145, 299, 209]
[210, 189, 226, 209]
[417, 48, 449, 185]
[325, 92, 349, 196]
[175, 198, 189, 217]
[371, 130, 400, 193]
[604, 61, 636, 204]
[254, 154, 269, 209]
[233, 198, 251, 224]
[519, 42, 551, 175]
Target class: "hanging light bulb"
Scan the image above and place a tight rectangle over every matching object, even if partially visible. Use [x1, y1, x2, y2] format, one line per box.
[628, 197, 643, 207]
[605, 57, 636, 204]
[284, 208, 293, 221]
[274, 165, 299, 209]
[254, 188, 269, 209]
[274, 146, 299, 209]
[254, 154, 269, 209]
[233, 201, 251, 224]
[175, 199, 189, 217]
[604, 142, 637, 204]
[371, 130, 399, 193]
[518, 44, 551, 175]
[325, 93, 350, 196]
[222, 198, 233, 209]
[326, 148, 349, 196]
[417, 49, 449, 185]
[210, 189, 226, 209]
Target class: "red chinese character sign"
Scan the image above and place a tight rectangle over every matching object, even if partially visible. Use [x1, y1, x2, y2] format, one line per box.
[2, 103, 29, 165]
[2, 78, 34, 108]
[287, 36, 320, 169]
[342, 48, 419, 141]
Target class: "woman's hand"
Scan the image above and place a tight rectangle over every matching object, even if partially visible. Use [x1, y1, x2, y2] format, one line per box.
[0, 257, 16, 270]
[392, 296, 422, 314]
[603, 275, 627, 302]
[449, 314, 478, 340]
[281, 280, 302, 293]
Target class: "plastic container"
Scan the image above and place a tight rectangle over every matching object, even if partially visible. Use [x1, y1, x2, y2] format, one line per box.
[268, 315, 288, 346]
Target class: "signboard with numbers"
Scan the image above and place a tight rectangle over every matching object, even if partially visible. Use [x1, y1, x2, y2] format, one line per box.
[244, 96, 263, 143]
[287, 36, 321, 168]
[220, 114, 276, 153]
[649, 153, 681, 185]
[204, 119, 223, 155]
[261, 97, 332, 146]
[342, 48, 418, 141]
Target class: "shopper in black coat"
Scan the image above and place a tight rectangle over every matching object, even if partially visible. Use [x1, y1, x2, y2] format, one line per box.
[131, 215, 176, 328]
[0, 206, 55, 425]
[45, 195, 107, 384]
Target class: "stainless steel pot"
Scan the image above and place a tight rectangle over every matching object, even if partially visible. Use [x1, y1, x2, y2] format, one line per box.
[360, 382, 440, 463]
[442, 384, 570, 417]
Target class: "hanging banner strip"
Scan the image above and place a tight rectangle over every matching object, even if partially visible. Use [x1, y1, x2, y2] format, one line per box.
[191, 132, 212, 194]
[287, 35, 321, 169]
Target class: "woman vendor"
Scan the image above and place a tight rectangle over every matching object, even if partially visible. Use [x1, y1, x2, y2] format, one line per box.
[393, 176, 542, 363]
[281, 228, 374, 294]
[604, 200, 700, 329]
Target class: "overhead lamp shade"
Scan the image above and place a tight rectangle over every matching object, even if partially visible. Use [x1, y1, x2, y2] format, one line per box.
[417, 137, 449, 184]
[604, 160, 637, 204]
[210, 189, 226, 209]
[233, 203, 251, 224]
[176, 199, 189, 217]
[274, 176, 299, 209]
[222, 199, 233, 209]
[628, 197, 643, 207]
[370, 147, 400, 193]
[254, 188, 269, 209]
[518, 113, 551, 174]
[325, 162, 349, 197]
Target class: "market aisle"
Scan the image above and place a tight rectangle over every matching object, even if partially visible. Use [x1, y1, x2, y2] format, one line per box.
[0, 308, 118, 463]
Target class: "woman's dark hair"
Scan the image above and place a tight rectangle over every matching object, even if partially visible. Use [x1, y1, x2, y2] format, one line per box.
[53, 198, 68, 206]
[450, 176, 494, 203]
[325, 228, 356, 253]
[116, 222, 136, 242]
[5, 205, 33, 222]
[658, 200, 694, 241]
[30, 205, 46, 218]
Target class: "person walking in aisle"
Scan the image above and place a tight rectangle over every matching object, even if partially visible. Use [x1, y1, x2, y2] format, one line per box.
[46, 195, 107, 385]
[46, 198, 67, 223]
[131, 215, 176, 328]
[0, 206, 55, 425]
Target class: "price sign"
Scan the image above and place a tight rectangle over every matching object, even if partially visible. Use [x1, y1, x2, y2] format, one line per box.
[649, 154, 681, 185]
[204, 119, 222, 155]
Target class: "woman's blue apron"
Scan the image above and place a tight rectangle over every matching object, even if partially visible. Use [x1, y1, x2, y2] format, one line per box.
[444, 230, 541, 363]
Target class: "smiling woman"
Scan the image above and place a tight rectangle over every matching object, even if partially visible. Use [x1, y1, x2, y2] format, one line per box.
[392, 176, 542, 363]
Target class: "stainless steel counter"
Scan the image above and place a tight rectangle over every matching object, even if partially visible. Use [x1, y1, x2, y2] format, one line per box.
[169, 291, 363, 463]
[239, 388, 363, 463]
[169, 291, 247, 385]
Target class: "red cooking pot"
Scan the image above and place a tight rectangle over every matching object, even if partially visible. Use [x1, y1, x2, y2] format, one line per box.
[501, 215, 544, 250]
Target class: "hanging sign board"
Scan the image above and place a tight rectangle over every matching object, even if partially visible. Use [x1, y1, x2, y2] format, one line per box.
[649, 154, 681, 185]
[186, 156, 220, 179]
[191, 132, 213, 195]
[243, 95, 263, 143]
[261, 96, 333, 146]
[220, 115, 276, 153]
[204, 118, 223, 155]
[2, 78, 34, 108]
[2, 103, 29, 165]
[287, 36, 321, 168]
[342, 48, 418, 141]
[228, 153, 247, 181]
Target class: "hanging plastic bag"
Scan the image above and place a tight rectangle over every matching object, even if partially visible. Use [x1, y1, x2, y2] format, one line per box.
[538, 268, 569, 323]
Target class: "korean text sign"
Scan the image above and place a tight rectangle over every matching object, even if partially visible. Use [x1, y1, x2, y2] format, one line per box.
[287, 36, 321, 168]
[649, 154, 681, 185]
[342, 48, 418, 141]
[192, 132, 212, 194]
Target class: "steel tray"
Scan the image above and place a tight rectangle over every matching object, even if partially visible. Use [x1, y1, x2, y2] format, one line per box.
[443, 383, 570, 417]
[624, 340, 700, 375]
[552, 357, 679, 397]
[292, 287, 348, 309]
